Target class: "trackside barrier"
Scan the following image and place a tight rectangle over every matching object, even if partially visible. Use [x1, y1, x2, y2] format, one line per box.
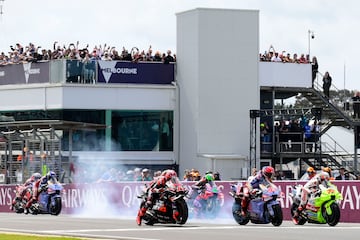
[0, 181, 359, 223]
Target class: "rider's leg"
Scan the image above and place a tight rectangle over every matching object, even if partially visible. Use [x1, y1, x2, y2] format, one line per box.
[241, 187, 250, 216]
[136, 191, 156, 226]
[295, 187, 309, 217]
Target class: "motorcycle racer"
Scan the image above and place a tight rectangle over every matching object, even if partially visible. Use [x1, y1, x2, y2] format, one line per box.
[241, 166, 275, 216]
[305, 167, 316, 180]
[25, 171, 57, 213]
[11, 172, 41, 210]
[191, 173, 216, 217]
[293, 170, 331, 224]
[136, 169, 179, 225]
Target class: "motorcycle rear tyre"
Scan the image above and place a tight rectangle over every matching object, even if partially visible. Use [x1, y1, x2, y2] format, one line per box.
[290, 203, 306, 225]
[232, 203, 249, 225]
[206, 197, 220, 218]
[14, 201, 24, 214]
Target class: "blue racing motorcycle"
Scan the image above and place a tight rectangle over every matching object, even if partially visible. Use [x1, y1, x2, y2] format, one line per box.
[29, 178, 63, 215]
[229, 182, 283, 226]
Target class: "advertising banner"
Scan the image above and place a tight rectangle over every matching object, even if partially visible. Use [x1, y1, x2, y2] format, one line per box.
[97, 61, 174, 84]
[0, 62, 50, 85]
[1, 181, 359, 223]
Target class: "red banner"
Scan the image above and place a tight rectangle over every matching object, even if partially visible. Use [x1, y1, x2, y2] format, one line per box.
[1, 181, 359, 222]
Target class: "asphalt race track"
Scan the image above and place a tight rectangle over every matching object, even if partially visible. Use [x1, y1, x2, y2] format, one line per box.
[0, 213, 359, 240]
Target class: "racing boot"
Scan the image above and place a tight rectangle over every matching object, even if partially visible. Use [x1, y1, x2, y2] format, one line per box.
[173, 209, 180, 223]
[136, 207, 147, 226]
[10, 198, 19, 210]
[292, 205, 303, 224]
[24, 196, 36, 215]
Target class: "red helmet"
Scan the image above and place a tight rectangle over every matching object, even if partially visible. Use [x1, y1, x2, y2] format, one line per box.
[163, 169, 177, 181]
[262, 166, 275, 179]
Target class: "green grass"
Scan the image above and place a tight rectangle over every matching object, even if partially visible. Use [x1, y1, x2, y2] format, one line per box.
[0, 233, 87, 240]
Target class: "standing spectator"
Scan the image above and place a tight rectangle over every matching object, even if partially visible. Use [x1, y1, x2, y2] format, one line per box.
[101, 52, 112, 61]
[298, 54, 307, 63]
[154, 51, 162, 62]
[183, 169, 192, 181]
[276, 171, 287, 180]
[134, 167, 142, 181]
[282, 53, 292, 63]
[271, 52, 282, 62]
[322, 71, 332, 98]
[335, 167, 349, 180]
[213, 171, 221, 181]
[140, 168, 152, 181]
[247, 168, 257, 182]
[125, 170, 134, 181]
[352, 91, 360, 119]
[82, 53, 96, 84]
[153, 170, 162, 179]
[163, 50, 175, 64]
[292, 53, 299, 63]
[311, 56, 319, 87]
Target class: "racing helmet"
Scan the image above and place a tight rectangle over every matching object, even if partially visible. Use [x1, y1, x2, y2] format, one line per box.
[205, 173, 214, 182]
[164, 169, 177, 181]
[319, 171, 330, 182]
[192, 171, 200, 180]
[32, 172, 42, 181]
[46, 171, 57, 181]
[307, 167, 316, 176]
[262, 166, 275, 179]
[323, 167, 332, 175]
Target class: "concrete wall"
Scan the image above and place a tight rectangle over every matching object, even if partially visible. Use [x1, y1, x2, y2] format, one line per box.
[0, 84, 176, 111]
[260, 62, 312, 88]
[177, 8, 259, 180]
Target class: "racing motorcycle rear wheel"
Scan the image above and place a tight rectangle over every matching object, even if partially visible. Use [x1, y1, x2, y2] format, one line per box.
[206, 197, 220, 218]
[232, 203, 249, 225]
[14, 199, 25, 214]
[290, 203, 306, 225]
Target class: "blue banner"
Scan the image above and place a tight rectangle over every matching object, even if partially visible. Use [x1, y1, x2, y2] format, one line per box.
[97, 61, 174, 84]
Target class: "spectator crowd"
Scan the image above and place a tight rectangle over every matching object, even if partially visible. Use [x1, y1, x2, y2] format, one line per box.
[259, 45, 316, 64]
[0, 41, 176, 66]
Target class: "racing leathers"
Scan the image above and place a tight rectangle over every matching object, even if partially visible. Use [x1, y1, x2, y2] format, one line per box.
[191, 173, 215, 217]
[25, 171, 57, 211]
[136, 169, 179, 225]
[241, 166, 274, 216]
[295, 171, 331, 218]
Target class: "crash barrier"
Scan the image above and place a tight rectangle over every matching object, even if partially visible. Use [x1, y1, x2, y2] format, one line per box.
[0, 180, 359, 223]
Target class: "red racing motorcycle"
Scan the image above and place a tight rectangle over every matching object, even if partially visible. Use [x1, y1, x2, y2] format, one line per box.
[11, 184, 33, 213]
[137, 176, 189, 225]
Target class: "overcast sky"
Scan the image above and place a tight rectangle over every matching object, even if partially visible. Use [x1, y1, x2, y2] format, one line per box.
[0, 0, 359, 91]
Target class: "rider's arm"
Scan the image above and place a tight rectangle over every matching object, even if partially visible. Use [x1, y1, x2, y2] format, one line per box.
[250, 177, 260, 189]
